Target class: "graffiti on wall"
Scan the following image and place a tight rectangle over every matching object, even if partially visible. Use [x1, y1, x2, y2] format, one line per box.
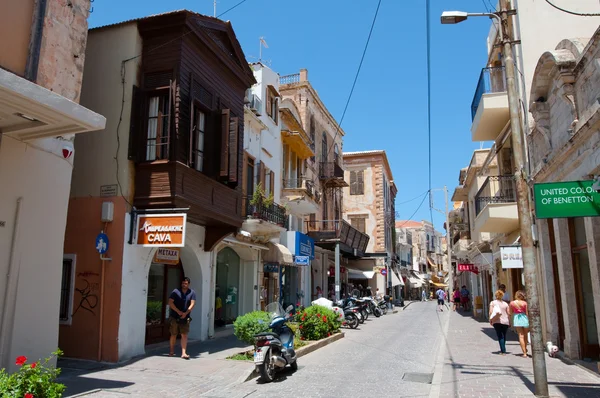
[72, 278, 99, 316]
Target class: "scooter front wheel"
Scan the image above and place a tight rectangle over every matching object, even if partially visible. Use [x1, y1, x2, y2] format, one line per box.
[346, 314, 359, 329]
[290, 360, 298, 371]
[258, 350, 276, 383]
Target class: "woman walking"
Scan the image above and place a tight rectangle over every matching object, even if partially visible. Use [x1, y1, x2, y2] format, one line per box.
[489, 289, 511, 355]
[452, 287, 460, 311]
[510, 290, 530, 358]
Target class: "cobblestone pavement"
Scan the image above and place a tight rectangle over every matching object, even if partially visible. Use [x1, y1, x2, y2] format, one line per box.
[433, 309, 600, 398]
[208, 301, 446, 398]
[60, 301, 446, 397]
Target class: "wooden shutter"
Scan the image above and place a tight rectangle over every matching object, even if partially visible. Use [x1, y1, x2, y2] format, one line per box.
[128, 85, 145, 161]
[257, 161, 265, 189]
[350, 171, 357, 195]
[269, 171, 275, 195]
[188, 74, 195, 167]
[357, 170, 364, 194]
[220, 109, 230, 178]
[228, 116, 239, 183]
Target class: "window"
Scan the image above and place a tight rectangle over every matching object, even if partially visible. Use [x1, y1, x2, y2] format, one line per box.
[309, 115, 316, 162]
[334, 144, 340, 165]
[146, 93, 170, 161]
[309, 213, 316, 229]
[246, 157, 255, 198]
[192, 108, 206, 172]
[60, 255, 76, 324]
[322, 192, 328, 229]
[266, 86, 279, 124]
[263, 168, 275, 196]
[321, 133, 328, 162]
[350, 170, 364, 195]
[351, 217, 367, 234]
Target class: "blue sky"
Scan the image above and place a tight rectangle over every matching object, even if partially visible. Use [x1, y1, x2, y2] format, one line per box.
[89, 0, 495, 231]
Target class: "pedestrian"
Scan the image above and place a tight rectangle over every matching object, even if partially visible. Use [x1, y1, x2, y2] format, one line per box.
[460, 285, 470, 311]
[436, 287, 445, 312]
[316, 286, 323, 299]
[452, 287, 461, 311]
[509, 290, 530, 358]
[499, 283, 510, 302]
[489, 289, 511, 355]
[421, 289, 427, 302]
[168, 277, 196, 359]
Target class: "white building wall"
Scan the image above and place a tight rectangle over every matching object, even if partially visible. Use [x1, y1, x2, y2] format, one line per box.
[0, 136, 78, 371]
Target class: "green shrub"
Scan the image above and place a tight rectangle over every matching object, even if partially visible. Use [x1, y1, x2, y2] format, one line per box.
[297, 305, 342, 341]
[146, 300, 163, 322]
[0, 350, 65, 398]
[233, 311, 270, 345]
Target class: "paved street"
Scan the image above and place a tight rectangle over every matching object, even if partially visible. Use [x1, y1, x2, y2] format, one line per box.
[58, 301, 600, 398]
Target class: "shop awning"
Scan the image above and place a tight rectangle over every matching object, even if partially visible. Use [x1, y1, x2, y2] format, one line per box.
[263, 243, 293, 265]
[408, 277, 423, 288]
[347, 268, 375, 280]
[429, 281, 448, 288]
[391, 271, 404, 287]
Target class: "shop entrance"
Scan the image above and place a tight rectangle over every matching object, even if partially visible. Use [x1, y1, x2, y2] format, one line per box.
[215, 247, 240, 326]
[145, 260, 184, 345]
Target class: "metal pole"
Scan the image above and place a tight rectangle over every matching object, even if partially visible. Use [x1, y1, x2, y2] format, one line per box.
[445, 186, 453, 291]
[334, 243, 340, 302]
[499, 1, 548, 395]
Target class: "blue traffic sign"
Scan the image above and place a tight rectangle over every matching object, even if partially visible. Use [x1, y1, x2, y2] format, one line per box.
[380, 268, 388, 276]
[95, 233, 109, 254]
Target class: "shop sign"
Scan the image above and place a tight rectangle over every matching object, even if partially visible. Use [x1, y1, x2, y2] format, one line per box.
[136, 213, 186, 247]
[287, 231, 315, 259]
[534, 180, 600, 218]
[457, 263, 479, 274]
[328, 266, 346, 274]
[264, 263, 279, 273]
[294, 255, 310, 266]
[153, 247, 180, 265]
[500, 246, 523, 269]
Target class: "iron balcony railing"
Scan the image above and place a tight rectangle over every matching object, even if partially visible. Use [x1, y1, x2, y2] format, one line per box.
[304, 219, 369, 253]
[475, 175, 516, 216]
[318, 162, 344, 180]
[282, 178, 315, 196]
[471, 66, 507, 120]
[279, 73, 300, 85]
[245, 198, 288, 228]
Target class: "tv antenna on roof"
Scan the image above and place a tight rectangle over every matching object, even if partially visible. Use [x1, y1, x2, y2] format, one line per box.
[214, 0, 217, 17]
[259, 37, 269, 61]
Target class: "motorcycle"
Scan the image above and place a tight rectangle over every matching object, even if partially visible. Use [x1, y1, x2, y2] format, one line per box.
[254, 302, 297, 382]
[334, 300, 360, 329]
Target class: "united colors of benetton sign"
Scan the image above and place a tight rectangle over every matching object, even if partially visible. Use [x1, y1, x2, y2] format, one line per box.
[534, 180, 600, 219]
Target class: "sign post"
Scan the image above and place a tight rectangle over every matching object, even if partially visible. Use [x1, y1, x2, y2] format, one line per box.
[500, 246, 523, 269]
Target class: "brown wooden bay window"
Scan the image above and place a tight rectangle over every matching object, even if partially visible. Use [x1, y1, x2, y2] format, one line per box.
[191, 106, 206, 172]
[146, 90, 171, 161]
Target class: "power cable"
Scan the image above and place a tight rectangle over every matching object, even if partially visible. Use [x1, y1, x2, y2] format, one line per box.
[544, 0, 600, 16]
[326, 0, 382, 158]
[425, 0, 435, 229]
[396, 194, 428, 228]
[396, 190, 429, 205]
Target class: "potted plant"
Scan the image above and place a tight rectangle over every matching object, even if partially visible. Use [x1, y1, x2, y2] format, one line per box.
[249, 183, 265, 217]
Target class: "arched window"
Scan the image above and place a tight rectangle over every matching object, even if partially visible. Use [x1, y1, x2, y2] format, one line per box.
[334, 144, 339, 165]
[321, 132, 328, 163]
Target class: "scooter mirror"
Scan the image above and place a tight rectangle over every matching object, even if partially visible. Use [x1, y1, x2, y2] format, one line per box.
[285, 305, 293, 313]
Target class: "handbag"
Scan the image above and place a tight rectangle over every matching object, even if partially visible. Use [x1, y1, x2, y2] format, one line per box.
[490, 302, 502, 321]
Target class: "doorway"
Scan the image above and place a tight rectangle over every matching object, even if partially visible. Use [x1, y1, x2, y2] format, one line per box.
[216, 247, 241, 326]
[548, 219, 566, 351]
[145, 261, 184, 345]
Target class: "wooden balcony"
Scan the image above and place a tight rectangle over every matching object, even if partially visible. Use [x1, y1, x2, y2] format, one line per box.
[134, 161, 243, 231]
[318, 162, 348, 187]
[305, 219, 369, 257]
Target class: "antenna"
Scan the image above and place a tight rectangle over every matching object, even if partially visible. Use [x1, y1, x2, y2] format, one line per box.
[214, 0, 217, 17]
[259, 37, 269, 61]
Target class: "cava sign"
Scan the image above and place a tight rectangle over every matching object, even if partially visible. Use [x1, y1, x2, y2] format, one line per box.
[534, 180, 600, 218]
[136, 214, 186, 247]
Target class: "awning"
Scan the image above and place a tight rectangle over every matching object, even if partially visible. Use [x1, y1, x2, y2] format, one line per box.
[429, 281, 448, 288]
[408, 277, 423, 288]
[347, 268, 375, 280]
[223, 237, 269, 251]
[262, 243, 293, 265]
[391, 271, 404, 287]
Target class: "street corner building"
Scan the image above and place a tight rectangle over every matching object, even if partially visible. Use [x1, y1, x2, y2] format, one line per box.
[0, 0, 106, 372]
[60, 10, 256, 362]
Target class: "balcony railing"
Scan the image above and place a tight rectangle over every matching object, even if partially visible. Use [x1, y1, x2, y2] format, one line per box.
[282, 178, 315, 196]
[245, 198, 288, 228]
[471, 66, 506, 120]
[305, 219, 369, 253]
[319, 162, 344, 180]
[280, 73, 300, 85]
[475, 175, 516, 216]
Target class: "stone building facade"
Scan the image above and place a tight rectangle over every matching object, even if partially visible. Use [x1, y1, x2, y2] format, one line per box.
[529, 27, 600, 360]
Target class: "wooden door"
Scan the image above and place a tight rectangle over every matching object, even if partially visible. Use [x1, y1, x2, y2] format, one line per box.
[145, 262, 183, 345]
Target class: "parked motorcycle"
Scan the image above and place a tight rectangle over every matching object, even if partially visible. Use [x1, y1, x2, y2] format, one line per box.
[334, 300, 360, 329]
[254, 302, 297, 382]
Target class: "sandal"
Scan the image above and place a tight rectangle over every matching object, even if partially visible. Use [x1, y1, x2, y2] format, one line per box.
[181, 354, 190, 360]
[168, 352, 175, 357]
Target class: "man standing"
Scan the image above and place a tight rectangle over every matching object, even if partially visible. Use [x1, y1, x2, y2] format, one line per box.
[499, 284, 510, 302]
[436, 287, 445, 312]
[421, 289, 427, 302]
[168, 277, 196, 359]
[460, 285, 471, 311]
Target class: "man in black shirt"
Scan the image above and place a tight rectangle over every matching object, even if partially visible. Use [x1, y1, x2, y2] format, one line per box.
[168, 277, 196, 359]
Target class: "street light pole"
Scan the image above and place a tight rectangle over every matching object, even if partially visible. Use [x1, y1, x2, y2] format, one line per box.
[441, 1, 548, 396]
[444, 186, 453, 291]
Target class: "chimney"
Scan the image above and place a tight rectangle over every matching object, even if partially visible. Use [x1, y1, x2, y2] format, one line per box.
[300, 68, 308, 82]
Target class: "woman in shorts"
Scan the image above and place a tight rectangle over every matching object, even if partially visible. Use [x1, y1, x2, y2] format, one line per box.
[452, 287, 461, 311]
[510, 290, 530, 358]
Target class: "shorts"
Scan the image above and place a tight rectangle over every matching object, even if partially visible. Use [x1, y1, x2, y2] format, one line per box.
[169, 317, 190, 336]
[454, 298, 461, 304]
[437, 299, 444, 305]
[460, 297, 469, 304]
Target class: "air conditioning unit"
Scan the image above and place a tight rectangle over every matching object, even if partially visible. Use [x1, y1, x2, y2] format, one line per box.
[250, 94, 263, 116]
[314, 191, 322, 203]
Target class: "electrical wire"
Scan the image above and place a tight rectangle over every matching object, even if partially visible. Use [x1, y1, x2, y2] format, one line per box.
[544, 0, 600, 17]
[116, 62, 134, 208]
[425, 0, 435, 228]
[396, 194, 428, 228]
[326, 0, 382, 158]
[396, 190, 429, 205]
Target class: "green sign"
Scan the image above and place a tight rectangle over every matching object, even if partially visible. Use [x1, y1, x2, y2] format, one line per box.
[534, 180, 600, 219]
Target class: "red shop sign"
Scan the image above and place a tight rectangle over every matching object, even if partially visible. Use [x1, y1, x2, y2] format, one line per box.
[329, 266, 346, 274]
[457, 263, 479, 275]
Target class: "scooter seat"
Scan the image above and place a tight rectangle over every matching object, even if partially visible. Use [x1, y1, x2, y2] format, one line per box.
[255, 331, 279, 338]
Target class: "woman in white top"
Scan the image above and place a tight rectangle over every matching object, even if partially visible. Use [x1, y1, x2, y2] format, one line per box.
[489, 289, 511, 355]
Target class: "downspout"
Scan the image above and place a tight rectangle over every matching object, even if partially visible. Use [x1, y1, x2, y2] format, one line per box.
[0, 198, 23, 369]
[25, 0, 47, 82]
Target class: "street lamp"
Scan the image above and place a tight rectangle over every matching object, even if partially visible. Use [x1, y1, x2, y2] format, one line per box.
[441, 2, 548, 397]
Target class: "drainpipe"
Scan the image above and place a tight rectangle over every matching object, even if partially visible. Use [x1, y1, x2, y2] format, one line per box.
[25, 0, 47, 82]
[0, 198, 23, 369]
[97, 258, 106, 361]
